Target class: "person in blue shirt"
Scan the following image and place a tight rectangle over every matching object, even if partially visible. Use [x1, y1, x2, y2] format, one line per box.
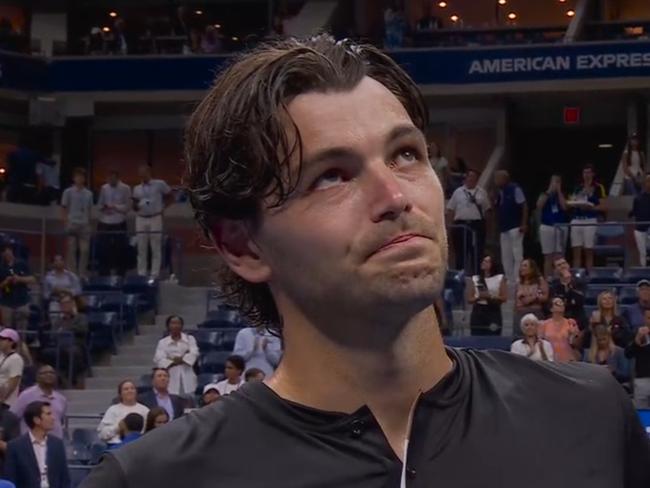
[568, 164, 607, 272]
[108, 413, 144, 451]
[537, 174, 569, 277]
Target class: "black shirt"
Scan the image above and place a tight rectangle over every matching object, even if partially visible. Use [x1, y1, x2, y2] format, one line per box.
[0, 404, 20, 477]
[550, 277, 588, 329]
[626, 340, 650, 378]
[81, 348, 650, 488]
[0, 259, 31, 308]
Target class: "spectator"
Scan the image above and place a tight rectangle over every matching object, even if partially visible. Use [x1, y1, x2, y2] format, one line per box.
[549, 257, 587, 329]
[0, 244, 35, 332]
[109, 18, 137, 55]
[153, 315, 198, 396]
[446, 169, 490, 274]
[10, 365, 67, 439]
[513, 258, 549, 334]
[494, 170, 528, 284]
[568, 164, 606, 272]
[510, 314, 554, 361]
[624, 308, 650, 408]
[631, 174, 650, 266]
[43, 255, 81, 321]
[539, 297, 580, 362]
[5, 142, 38, 204]
[60, 168, 93, 278]
[108, 413, 144, 450]
[448, 157, 468, 195]
[35, 157, 60, 206]
[233, 326, 282, 377]
[200, 25, 223, 54]
[625, 279, 650, 332]
[580, 290, 631, 350]
[201, 384, 220, 406]
[86, 27, 105, 54]
[245, 368, 265, 383]
[132, 165, 172, 278]
[0, 398, 19, 477]
[537, 174, 569, 277]
[583, 324, 630, 384]
[619, 133, 647, 196]
[145, 406, 169, 433]
[97, 170, 131, 276]
[97, 380, 149, 445]
[137, 368, 186, 420]
[215, 355, 245, 395]
[466, 254, 507, 336]
[429, 142, 448, 195]
[0, 329, 23, 408]
[5, 401, 70, 488]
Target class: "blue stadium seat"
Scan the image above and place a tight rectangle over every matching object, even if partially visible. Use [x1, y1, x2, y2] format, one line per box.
[443, 336, 514, 351]
[83, 276, 123, 292]
[87, 312, 119, 354]
[587, 267, 622, 285]
[136, 373, 153, 394]
[0, 480, 16, 488]
[191, 329, 221, 352]
[81, 293, 103, 311]
[620, 287, 638, 305]
[593, 225, 625, 260]
[219, 328, 240, 351]
[622, 267, 650, 284]
[199, 309, 242, 329]
[199, 351, 232, 374]
[122, 276, 158, 312]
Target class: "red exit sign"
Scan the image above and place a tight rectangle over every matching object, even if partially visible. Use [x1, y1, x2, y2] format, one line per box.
[563, 106, 581, 125]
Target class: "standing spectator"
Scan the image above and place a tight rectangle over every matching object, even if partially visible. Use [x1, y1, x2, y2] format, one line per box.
[625, 309, 650, 408]
[4, 401, 70, 488]
[200, 25, 223, 54]
[107, 413, 144, 450]
[5, 141, 38, 204]
[466, 254, 507, 336]
[61, 168, 93, 278]
[568, 164, 606, 272]
[446, 169, 490, 274]
[494, 170, 528, 284]
[537, 174, 569, 277]
[0, 329, 23, 408]
[429, 142, 448, 195]
[201, 384, 220, 406]
[132, 165, 172, 278]
[42, 254, 81, 322]
[0, 244, 35, 331]
[97, 170, 131, 276]
[549, 257, 587, 330]
[619, 133, 647, 195]
[144, 407, 169, 433]
[510, 314, 554, 361]
[137, 368, 186, 420]
[0, 399, 19, 477]
[631, 174, 650, 266]
[109, 18, 137, 55]
[233, 326, 282, 377]
[35, 157, 60, 206]
[513, 259, 549, 334]
[11, 365, 66, 439]
[383, 1, 406, 49]
[244, 368, 265, 383]
[625, 279, 650, 332]
[583, 324, 630, 384]
[97, 380, 149, 445]
[215, 355, 245, 396]
[153, 315, 198, 396]
[539, 297, 580, 362]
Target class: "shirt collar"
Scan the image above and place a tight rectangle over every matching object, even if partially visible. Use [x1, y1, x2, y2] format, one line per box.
[29, 431, 47, 446]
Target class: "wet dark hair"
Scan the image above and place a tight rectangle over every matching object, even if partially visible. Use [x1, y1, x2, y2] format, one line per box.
[226, 354, 245, 373]
[24, 401, 50, 429]
[183, 35, 427, 333]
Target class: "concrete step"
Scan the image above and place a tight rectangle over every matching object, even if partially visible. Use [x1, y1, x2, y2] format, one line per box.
[87, 377, 138, 389]
[92, 366, 149, 378]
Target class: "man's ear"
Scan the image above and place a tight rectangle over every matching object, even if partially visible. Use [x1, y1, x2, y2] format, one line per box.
[211, 219, 271, 284]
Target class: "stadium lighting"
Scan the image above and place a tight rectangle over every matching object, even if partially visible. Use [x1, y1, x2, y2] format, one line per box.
[507, 12, 517, 20]
[214, 24, 221, 29]
[109, 12, 118, 18]
[498, 0, 507, 5]
[438, 1, 447, 7]
[566, 9, 575, 17]
[0, 168, 5, 174]
[450, 14, 459, 23]
[598, 143, 614, 149]
[232, 36, 239, 41]
[102, 26, 111, 32]
[195, 10, 203, 15]
[559, 0, 567, 3]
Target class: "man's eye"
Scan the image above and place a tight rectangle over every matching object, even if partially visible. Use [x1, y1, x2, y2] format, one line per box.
[391, 147, 421, 168]
[311, 169, 345, 191]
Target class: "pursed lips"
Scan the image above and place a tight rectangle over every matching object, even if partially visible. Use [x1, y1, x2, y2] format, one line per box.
[371, 233, 429, 256]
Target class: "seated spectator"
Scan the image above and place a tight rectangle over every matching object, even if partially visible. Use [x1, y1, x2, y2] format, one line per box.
[97, 380, 149, 445]
[201, 384, 221, 406]
[513, 259, 549, 335]
[109, 413, 144, 450]
[10, 365, 67, 439]
[539, 297, 580, 362]
[245, 368, 265, 383]
[466, 254, 507, 336]
[0, 244, 35, 333]
[145, 406, 169, 433]
[579, 290, 631, 350]
[510, 314, 554, 361]
[549, 257, 587, 329]
[582, 324, 630, 384]
[233, 325, 282, 378]
[42, 255, 81, 322]
[0, 329, 23, 408]
[0, 398, 19, 477]
[5, 401, 69, 488]
[215, 355, 245, 395]
[625, 279, 650, 332]
[624, 308, 650, 408]
[137, 368, 186, 420]
[154, 315, 199, 396]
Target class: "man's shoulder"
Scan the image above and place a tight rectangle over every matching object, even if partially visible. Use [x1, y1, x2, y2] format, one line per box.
[7, 432, 29, 449]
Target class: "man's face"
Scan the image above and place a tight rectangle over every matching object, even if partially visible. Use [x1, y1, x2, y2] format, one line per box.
[554, 258, 570, 276]
[37, 406, 55, 432]
[1, 247, 13, 263]
[494, 172, 507, 188]
[53, 255, 64, 271]
[244, 77, 447, 328]
[152, 370, 170, 391]
[464, 171, 478, 189]
[60, 297, 75, 314]
[108, 172, 119, 186]
[224, 361, 242, 381]
[37, 367, 57, 387]
[73, 173, 85, 186]
[582, 167, 594, 183]
[139, 166, 151, 181]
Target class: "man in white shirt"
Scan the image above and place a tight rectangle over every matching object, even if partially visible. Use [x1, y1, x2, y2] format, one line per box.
[446, 169, 491, 274]
[132, 165, 172, 278]
[215, 355, 245, 395]
[233, 326, 282, 377]
[0, 328, 24, 408]
[60, 167, 94, 278]
[97, 170, 132, 276]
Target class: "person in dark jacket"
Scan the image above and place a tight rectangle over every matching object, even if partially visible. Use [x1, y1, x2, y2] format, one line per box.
[137, 368, 186, 420]
[625, 308, 650, 408]
[0, 402, 19, 477]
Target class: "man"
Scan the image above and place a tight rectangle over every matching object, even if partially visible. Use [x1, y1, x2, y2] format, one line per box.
[631, 174, 650, 266]
[108, 413, 144, 450]
[11, 365, 67, 439]
[568, 164, 606, 272]
[0, 329, 23, 408]
[536, 174, 569, 277]
[232, 325, 282, 377]
[548, 257, 587, 330]
[5, 401, 69, 488]
[82, 36, 650, 488]
[43, 254, 81, 322]
[625, 309, 650, 408]
[201, 384, 220, 406]
[137, 368, 185, 420]
[446, 169, 490, 274]
[0, 398, 19, 477]
[132, 165, 172, 278]
[494, 170, 528, 283]
[60, 167, 93, 278]
[35, 157, 60, 206]
[0, 244, 35, 331]
[625, 279, 650, 333]
[97, 170, 131, 276]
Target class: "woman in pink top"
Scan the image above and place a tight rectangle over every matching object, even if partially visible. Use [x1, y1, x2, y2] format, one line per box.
[539, 297, 580, 362]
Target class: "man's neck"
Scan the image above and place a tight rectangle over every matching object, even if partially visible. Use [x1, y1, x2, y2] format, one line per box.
[38, 384, 54, 396]
[74, 184, 84, 190]
[31, 427, 46, 442]
[155, 388, 168, 397]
